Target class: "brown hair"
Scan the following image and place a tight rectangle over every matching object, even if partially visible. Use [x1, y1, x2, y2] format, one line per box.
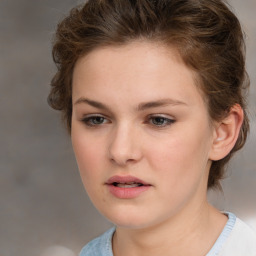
[48, 0, 249, 189]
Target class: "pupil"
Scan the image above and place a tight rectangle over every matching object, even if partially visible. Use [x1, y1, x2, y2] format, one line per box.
[154, 117, 164, 125]
[94, 117, 103, 124]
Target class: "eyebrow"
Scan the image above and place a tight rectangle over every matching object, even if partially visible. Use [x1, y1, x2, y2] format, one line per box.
[137, 98, 187, 111]
[74, 97, 187, 111]
[74, 98, 111, 111]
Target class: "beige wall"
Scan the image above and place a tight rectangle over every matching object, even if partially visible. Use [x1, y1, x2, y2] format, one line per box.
[0, 1, 255, 255]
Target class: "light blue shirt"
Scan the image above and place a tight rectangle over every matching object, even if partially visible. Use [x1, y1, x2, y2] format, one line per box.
[80, 212, 256, 256]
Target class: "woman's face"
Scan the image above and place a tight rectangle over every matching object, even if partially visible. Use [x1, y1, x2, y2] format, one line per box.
[71, 41, 216, 229]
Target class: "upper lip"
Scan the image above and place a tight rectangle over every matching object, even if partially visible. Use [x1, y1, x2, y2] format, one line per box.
[106, 175, 151, 186]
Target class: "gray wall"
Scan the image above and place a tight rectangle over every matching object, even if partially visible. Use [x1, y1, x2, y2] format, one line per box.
[0, 1, 255, 256]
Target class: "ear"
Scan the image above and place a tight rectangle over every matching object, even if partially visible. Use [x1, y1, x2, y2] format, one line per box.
[209, 104, 244, 161]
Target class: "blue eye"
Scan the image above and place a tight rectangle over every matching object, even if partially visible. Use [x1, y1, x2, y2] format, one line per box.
[82, 115, 108, 126]
[149, 116, 175, 127]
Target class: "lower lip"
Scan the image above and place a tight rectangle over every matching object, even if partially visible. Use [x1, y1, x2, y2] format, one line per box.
[107, 184, 151, 199]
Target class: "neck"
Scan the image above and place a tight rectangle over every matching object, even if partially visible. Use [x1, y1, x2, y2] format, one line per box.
[113, 202, 227, 256]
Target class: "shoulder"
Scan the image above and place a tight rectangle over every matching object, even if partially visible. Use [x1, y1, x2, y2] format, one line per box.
[220, 213, 256, 255]
[79, 227, 115, 256]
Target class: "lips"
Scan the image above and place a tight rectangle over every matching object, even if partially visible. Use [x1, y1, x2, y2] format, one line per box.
[106, 175, 151, 199]
[106, 175, 150, 187]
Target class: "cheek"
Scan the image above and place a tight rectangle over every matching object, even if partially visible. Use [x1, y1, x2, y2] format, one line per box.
[71, 133, 110, 208]
[146, 125, 211, 186]
[71, 131, 105, 184]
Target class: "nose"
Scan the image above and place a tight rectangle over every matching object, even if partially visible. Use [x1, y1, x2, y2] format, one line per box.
[108, 123, 142, 166]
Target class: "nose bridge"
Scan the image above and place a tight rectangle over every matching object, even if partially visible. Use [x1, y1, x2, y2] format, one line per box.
[108, 121, 141, 165]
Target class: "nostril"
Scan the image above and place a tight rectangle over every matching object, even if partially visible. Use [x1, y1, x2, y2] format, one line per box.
[108, 131, 142, 165]
[110, 157, 137, 166]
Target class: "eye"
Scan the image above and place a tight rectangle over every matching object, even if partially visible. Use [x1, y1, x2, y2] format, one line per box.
[81, 115, 109, 127]
[148, 115, 175, 127]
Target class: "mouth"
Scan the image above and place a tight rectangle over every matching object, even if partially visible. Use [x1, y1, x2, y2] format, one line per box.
[112, 182, 145, 188]
[106, 175, 151, 187]
[105, 175, 152, 199]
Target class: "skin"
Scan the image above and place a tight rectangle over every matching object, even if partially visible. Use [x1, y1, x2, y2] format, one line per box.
[71, 41, 243, 255]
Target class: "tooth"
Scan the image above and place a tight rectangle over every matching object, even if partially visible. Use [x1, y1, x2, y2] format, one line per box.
[116, 183, 141, 188]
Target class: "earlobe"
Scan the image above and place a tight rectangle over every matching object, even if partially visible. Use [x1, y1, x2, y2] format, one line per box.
[209, 104, 244, 161]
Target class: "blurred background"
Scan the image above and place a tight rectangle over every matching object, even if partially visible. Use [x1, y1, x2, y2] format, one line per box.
[0, 0, 255, 255]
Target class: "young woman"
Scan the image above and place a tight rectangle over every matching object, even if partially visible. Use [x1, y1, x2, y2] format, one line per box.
[48, 0, 256, 255]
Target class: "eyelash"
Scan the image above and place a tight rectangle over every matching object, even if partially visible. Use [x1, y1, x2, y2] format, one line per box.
[147, 115, 175, 127]
[81, 114, 175, 128]
[81, 115, 109, 127]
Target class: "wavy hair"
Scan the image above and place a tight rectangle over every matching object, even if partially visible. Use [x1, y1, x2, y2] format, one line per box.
[48, 0, 249, 189]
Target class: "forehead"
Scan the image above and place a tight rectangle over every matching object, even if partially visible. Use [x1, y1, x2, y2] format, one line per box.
[74, 41, 184, 77]
[72, 41, 205, 109]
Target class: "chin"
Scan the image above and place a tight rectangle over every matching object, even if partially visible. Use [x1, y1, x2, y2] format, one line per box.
[99, 206, 159, 230]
